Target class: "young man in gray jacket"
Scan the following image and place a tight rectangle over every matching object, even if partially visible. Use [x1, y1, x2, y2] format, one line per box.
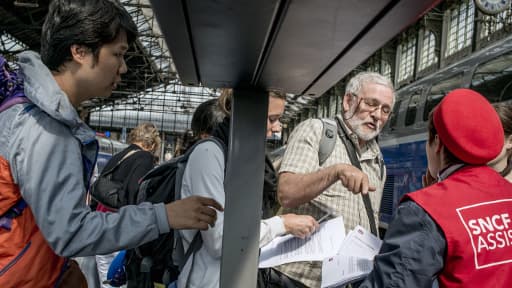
[0, 1, 221, 287]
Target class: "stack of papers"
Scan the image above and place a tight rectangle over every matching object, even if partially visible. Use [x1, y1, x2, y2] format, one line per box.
[258, 217, 382, 288]
[321, 226, 382, 288]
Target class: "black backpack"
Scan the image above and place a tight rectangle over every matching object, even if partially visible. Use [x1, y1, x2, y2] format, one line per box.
[125, 137, 226, 288]
[90, 149, 140, 210]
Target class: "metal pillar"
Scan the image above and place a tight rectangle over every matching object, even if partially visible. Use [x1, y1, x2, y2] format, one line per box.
[220, 88, 268, 288]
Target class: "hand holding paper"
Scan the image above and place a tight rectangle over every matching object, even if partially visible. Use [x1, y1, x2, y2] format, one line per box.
[259, 217, 345, 268]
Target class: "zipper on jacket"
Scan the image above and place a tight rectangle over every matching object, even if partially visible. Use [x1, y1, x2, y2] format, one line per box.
[0, 240, 31, 275]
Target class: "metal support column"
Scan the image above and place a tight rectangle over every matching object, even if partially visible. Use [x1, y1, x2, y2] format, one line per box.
[220, 88, 268, 288]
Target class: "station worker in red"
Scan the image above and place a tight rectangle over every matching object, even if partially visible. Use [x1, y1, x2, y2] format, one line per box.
[359, 88, 512, 288]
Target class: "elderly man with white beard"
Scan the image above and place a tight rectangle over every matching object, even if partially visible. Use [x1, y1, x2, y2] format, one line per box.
[272, 72, 395, 288]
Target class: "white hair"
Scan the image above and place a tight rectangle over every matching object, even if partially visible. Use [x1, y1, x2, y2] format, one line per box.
[344, 72, 395, 107]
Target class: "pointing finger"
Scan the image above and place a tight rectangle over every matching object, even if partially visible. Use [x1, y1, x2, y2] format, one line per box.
[361, 176, 369, 195]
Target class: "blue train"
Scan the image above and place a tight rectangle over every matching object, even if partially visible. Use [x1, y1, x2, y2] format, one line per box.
[378, 35, 512, 228]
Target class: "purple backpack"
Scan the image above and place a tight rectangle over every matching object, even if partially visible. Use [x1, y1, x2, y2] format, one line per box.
[0, 55, 27, 113]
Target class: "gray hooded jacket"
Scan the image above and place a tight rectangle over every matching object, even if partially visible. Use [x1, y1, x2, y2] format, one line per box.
[0, 51, 169, 257]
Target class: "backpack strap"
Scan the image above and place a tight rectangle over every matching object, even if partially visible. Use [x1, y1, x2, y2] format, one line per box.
[0, 199, 27, 231]
[101, 149, 141, 176]
[318, 118, 337, 166]
[334, 117, 379, 236]
[174, 136, 227, 204]
[0, 96, 30, 113]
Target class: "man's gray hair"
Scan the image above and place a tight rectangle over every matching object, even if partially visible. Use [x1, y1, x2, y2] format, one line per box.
[345, 72, 395, 106]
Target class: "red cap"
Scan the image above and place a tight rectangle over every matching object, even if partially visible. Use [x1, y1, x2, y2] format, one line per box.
[433, 88, 504, 165]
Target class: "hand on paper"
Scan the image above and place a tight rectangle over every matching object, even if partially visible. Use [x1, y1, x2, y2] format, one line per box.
[281, 214, 319, 239]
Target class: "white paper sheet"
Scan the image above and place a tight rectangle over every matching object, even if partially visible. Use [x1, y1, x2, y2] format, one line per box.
[321, 225, 382, 288]
[337, 225, 382, 259]
[258, 217, 345, 268]
[321, 255, 373, 288]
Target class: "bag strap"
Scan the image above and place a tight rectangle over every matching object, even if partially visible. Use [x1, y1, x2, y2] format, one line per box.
[101, 149, 141, 176]
[334, 117, 378, 236]
[318, 118, 337, 166]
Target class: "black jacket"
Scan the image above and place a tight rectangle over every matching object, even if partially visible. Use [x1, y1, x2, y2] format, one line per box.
[102, 144, 155, 206]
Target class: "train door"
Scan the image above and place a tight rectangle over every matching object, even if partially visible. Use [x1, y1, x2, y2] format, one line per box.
[379, 90, 423, 228]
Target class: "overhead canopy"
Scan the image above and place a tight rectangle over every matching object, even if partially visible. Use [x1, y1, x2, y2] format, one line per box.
[0, 0, 177, 109]
[150, 0, 441, 97]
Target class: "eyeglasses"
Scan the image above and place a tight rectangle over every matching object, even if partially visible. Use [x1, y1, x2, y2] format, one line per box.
[353, 94, 392, 117]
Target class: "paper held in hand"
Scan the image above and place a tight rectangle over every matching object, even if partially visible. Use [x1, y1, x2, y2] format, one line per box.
[321, 225, 382, 288]
[259, 217, 346, 268]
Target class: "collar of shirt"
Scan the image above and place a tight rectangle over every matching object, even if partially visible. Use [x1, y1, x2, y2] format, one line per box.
[437, 164, 465, 181]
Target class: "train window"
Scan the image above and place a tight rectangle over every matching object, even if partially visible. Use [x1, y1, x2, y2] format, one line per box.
[405, 95, 420, 126]
[471, 51, 512, 103]
[423, 73, 464, 121]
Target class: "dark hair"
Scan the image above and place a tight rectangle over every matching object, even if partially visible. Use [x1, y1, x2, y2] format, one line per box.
[493, 102, 512, 176]
[427, 109, 461, 166]
[41, 0, 138, 71]
[191, 99, 225, 137]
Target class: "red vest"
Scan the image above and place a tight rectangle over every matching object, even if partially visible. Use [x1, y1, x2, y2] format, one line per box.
[404, 166, 512, 288]
[0, 156, 66, 287]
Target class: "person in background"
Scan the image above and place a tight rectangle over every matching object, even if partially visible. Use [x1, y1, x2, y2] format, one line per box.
[95, 122, 161, 287]
[488, 102, 512, 182]
[191, 98, 226, 140]
[174, 98, 226, 158]
[275, 72, 394, 287]
[173, 130, 193, 157]
[0, 1, 220, 287]
[359, 89, 512, 287]
[177, 90, 319, 288]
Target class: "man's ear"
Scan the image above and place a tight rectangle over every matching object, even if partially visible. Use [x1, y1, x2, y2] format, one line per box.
[70, 44, 89, 64]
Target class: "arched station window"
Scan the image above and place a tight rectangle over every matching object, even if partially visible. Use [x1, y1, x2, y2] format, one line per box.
[419, 30, 438, 70]
[398, 34, 417, 82]
[480, 9, 512, 40]
[445, 0, 475, 57]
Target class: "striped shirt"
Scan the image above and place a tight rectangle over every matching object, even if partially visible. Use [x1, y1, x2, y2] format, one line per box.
[276, 116, 386, 288]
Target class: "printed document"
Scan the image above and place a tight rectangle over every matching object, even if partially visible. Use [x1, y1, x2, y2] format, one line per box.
[321, 225, 382, 288]
[258, 217, 345, 268]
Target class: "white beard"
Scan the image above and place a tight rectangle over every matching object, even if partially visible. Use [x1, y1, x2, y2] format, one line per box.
[344, 104, 381, 141]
